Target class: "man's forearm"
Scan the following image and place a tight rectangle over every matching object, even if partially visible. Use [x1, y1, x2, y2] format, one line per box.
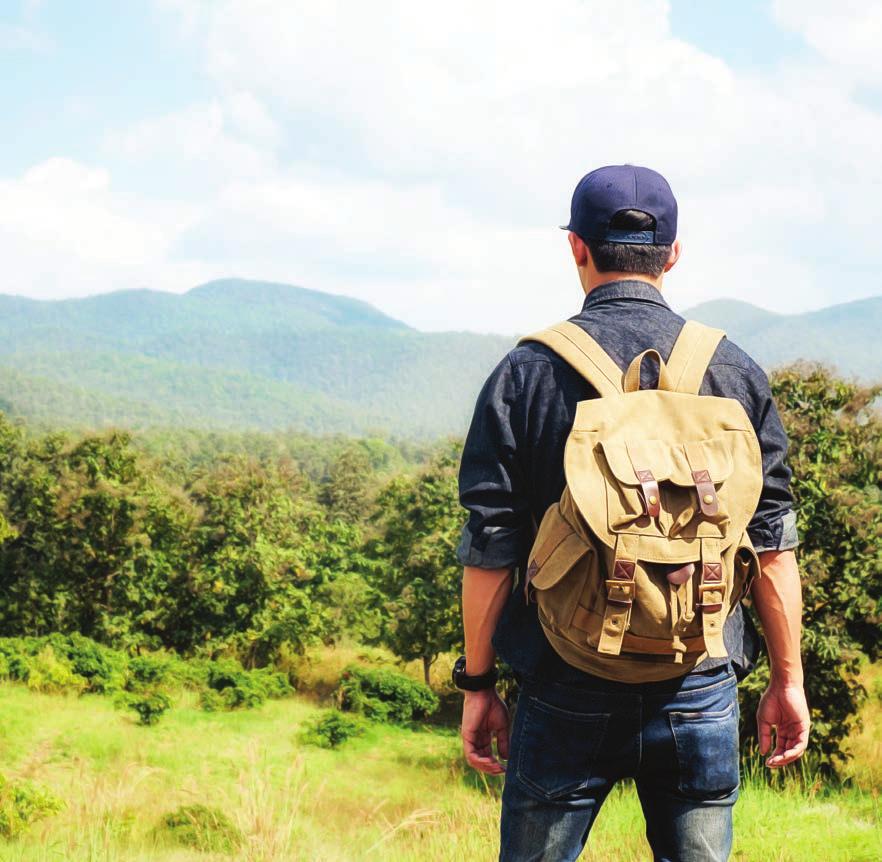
[462, 565, 513, 675]
[750, 549, 804, 684]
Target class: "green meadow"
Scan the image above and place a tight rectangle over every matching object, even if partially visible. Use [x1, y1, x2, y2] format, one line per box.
[0, 650, 878, 862]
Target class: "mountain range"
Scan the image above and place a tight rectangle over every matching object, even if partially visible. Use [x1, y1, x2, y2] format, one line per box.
[0, 279, 877, 437]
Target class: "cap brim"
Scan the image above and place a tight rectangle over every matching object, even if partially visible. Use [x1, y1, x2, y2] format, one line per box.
[559, 224, 571, 231]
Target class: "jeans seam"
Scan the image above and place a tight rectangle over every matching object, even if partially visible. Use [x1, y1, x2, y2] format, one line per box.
[669, 673, 737, 700]
[669, 700, 737, 721]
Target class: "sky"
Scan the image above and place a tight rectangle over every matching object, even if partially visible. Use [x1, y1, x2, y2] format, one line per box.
[2, 0, 882, 333]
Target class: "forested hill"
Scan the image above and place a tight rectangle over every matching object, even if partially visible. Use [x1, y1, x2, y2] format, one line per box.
[0, 278, 877, 437]
[682, 297, 882, 379]
[0, 279, 512, 437]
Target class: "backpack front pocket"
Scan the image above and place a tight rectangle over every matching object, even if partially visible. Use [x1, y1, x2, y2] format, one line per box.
[598, 437, 736, 541]
[598, 439, 674, 538]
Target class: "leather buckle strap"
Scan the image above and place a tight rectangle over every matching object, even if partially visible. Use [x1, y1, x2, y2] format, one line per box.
[698, 539, 727, 658]
[597, 535, 640, 657]
[634, 468, 660, 518]
[691, 469, 719, 516]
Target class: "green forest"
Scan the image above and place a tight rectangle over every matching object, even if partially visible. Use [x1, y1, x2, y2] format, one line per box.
[0, 364, 878, 858]
[0, 280, 879, 439]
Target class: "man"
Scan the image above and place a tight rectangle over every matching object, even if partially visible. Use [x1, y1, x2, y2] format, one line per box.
[453, 165, 810, 862]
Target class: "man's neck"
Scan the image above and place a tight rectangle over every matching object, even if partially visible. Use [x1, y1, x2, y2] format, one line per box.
[578, 269, 663, 296]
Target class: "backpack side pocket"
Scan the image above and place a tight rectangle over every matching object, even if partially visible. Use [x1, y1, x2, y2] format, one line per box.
[526, 504, 598, 632]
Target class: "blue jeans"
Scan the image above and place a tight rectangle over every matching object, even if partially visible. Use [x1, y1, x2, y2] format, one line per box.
[500, 663, 740, 862]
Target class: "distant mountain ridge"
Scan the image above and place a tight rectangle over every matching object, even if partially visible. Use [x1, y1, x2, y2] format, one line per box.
[0, 278, 876, 437]
[681, 296, 882, 378]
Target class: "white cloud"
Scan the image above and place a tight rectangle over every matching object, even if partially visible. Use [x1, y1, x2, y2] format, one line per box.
[151, 0, 882, 326]
[3, 1, 881, 330]
[0, 158, 205, 298]
[773, 1, 882, 83]
[105, 97, 277, 185]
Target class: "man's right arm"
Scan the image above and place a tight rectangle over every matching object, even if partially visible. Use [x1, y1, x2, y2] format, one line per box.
[750, 549, 810, 767]
[455, 354, 531, 775]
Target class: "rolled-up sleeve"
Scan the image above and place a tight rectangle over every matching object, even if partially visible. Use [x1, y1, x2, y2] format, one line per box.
[456, 354, 533, 569]
[742, 366, 799, 553]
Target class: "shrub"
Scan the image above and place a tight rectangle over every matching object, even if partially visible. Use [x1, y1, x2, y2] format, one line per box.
[299, 710, 366, 749]
[23, 646, 88, 695]
[337, 665, 438, 724]
[0, 635, 125, 695]
[162, 803, 242, 853]
[0, 774, 62, 838]
[202, 660, 292, 711]
[45, 633, 127, 693]
[127, 691, 172, 726]
[198, 689, 227, 712]
[127, 655, 172, 687]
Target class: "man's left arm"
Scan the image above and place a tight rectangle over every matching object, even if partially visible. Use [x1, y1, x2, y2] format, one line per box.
[739, 364, 810, 768]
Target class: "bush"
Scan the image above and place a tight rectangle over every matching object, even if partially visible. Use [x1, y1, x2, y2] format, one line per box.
[0, 634, 296, 715]
[45, 633, 127, 693]
[202, 660, 292, 711]
[24, 646, 88, 695]
[127, 655, 173, 687]
[299, 710, 366, 749]
[337, 665, 438, 724]
[127, 691, 172, 726]
[162, 803, 242, 853]
[0, 774, 62, 838]
[0, 635, 125, 695]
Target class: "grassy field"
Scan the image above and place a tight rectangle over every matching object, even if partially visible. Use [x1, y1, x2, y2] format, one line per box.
[0, 657, 879, 861]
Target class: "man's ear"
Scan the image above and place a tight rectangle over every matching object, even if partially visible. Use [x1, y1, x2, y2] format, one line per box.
[663, 239, 682, 273]
[568, 231, 589, 267]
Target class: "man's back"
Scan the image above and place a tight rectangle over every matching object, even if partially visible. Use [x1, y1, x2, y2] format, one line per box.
[457, 279, 797, 682]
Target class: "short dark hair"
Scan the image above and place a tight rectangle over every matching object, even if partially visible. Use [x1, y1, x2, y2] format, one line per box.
[584, 209, 672, 277]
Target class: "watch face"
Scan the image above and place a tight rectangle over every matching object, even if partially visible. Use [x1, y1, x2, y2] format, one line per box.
[452, 656, 468, 687]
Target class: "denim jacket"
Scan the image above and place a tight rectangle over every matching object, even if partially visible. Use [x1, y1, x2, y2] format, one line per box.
[456, 280, 798, 681]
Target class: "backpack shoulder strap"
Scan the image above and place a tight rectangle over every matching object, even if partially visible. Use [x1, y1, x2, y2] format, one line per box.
[665, 320, 726, 395]
[518, 321, 624, 397]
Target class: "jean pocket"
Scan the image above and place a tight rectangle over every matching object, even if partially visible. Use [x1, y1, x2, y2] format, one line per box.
[669, 698, 740, 799]
[515, 695, 610, 799]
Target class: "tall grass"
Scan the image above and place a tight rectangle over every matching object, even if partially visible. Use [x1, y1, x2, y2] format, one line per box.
[0, 657, 878, 861]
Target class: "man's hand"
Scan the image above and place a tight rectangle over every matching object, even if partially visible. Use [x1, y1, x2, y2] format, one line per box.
[461, 688, 510, 775]
[757, 681, 810, 768]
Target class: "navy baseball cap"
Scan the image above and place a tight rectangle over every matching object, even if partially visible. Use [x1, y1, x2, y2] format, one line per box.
[560, 164, 677, 245]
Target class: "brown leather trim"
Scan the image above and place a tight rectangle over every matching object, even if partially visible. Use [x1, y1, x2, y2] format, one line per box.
[634, 468, 661, 518]
[692, 469, 719, 516]
[571, 605, 706, 654]
[613, 560, 636, 580]
[702, 562, 723, 583]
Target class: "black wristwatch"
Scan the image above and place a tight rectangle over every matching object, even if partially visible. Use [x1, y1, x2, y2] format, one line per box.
[452, 655, 498, 691]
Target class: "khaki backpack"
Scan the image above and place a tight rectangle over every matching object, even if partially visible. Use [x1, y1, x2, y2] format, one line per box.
[520, 320, 764, 683]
